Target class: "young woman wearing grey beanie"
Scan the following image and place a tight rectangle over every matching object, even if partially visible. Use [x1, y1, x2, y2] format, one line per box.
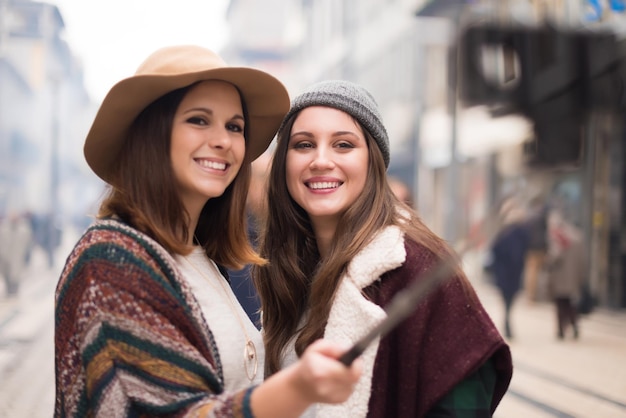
[255, 80, 513, 417]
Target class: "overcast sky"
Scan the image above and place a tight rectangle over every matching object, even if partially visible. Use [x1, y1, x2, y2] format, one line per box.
[52, 0, 231, 102]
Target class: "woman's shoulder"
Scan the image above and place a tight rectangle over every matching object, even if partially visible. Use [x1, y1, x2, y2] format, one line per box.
[402, 236, 441, 267]
[64, 218, 177, 280]
[83, 218, 148, 243]
[365, 236, 437, 293]
[57, 218, 182, 302]
[69, 220, 142, 262]
[387, 235, 472, 296]
[82, 219, 170, 258]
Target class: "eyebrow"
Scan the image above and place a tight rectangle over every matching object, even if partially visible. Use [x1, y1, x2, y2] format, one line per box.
[333, 131, 361, 139]
[290, 130, 362, 140]
[289, 131, 314, 139]
[183, 107, 245, 121]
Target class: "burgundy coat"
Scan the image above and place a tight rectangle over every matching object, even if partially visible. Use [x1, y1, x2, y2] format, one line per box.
[288, 226, 512, 418]
[364, 238, 512, 417]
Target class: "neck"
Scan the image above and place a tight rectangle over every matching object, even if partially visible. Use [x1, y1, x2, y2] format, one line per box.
[311, 219, 337, 258]
[184, 201, 206, 246]
[183, 213, 201, 246]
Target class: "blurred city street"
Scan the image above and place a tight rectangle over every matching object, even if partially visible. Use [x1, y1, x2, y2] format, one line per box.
[475, 279, 626, 418]
[2, 0, 626, 417]
[0, 237, 623, 417]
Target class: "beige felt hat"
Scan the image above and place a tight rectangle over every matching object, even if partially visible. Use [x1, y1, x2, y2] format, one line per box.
[83, 45, 290, 185]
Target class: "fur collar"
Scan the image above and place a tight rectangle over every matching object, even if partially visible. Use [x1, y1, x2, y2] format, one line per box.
[316, 225, 406, 417]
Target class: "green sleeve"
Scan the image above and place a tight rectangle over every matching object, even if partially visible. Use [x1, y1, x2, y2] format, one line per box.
[426, 359, 497, 418]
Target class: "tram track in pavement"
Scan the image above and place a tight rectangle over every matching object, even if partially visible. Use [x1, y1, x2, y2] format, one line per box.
[515, 361, 626, 410]
[471, 277, 626, 418]
[506, 360, 626, 418]
[494, 308, 626, 417]
[494, 337, 626, 418]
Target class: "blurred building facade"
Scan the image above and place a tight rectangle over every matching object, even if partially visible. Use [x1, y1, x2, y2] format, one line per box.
[0, 0, 99, 232]
[223, 0, 626, 309]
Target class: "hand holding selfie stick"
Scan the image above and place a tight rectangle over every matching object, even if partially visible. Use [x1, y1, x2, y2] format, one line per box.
[339, 207, 503, 366]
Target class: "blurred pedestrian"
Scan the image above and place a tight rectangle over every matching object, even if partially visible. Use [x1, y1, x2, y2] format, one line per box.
[227, 151, 272, 329]
[29, 212, 62, 269]
[54, 45, 361, 418]
[489, 199, 530, 339]
[545, 210, 587, 340]
[523, 195, 549, 301]
[22, 210, 36, 265]
[0, 211, 33, 297]
[255, 80, 512, 417]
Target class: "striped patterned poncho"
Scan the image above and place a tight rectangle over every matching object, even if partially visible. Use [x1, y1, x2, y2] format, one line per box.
[54, 219, 255, 418]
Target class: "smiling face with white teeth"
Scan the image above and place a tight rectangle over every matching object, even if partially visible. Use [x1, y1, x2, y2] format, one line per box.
[286, 106, 369, 234]
[170, 80, 246, 219]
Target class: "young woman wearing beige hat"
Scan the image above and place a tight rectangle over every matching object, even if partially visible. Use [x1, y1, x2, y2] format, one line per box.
[254, 80, 513, 417]
[54, 46, 361, 418]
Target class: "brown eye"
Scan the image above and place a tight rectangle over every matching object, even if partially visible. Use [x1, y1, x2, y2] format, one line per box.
[227, 122, 244, 133]
[187, 116, 207, 126]
[293, 142, 313, 149]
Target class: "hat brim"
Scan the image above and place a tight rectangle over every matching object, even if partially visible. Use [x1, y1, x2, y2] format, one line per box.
[84, 67, 289, 185]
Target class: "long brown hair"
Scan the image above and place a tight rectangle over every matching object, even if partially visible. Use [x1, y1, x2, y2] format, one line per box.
[255, 112, 457, 375]
[98, 83, 263, 269]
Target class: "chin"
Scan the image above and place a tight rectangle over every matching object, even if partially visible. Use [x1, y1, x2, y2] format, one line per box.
[199, 188, 228, 200]
[307, 207, 344, 218]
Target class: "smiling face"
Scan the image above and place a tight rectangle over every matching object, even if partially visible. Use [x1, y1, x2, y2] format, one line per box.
[170, 80, 245, 219]
[286, 106, 369, 234]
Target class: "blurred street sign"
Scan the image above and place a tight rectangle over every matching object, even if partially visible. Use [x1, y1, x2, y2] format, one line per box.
[586, 0, 626, 21]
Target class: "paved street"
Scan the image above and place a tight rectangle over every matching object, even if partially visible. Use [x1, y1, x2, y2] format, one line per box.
[460, 251, 626, 418]
[0, 243, 625, 417]
[476, 280, 626, 418]
[0, 248, 57, 418]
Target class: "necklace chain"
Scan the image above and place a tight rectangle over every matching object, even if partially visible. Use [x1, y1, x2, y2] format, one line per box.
[183, 253, 258, 382]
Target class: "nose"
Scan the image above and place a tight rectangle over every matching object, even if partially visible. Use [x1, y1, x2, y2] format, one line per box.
[309, 145, 335, 170]
[208, 126, 232, 150]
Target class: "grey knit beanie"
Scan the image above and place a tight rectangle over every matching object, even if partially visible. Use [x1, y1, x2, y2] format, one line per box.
[281, 80, 390, 168]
